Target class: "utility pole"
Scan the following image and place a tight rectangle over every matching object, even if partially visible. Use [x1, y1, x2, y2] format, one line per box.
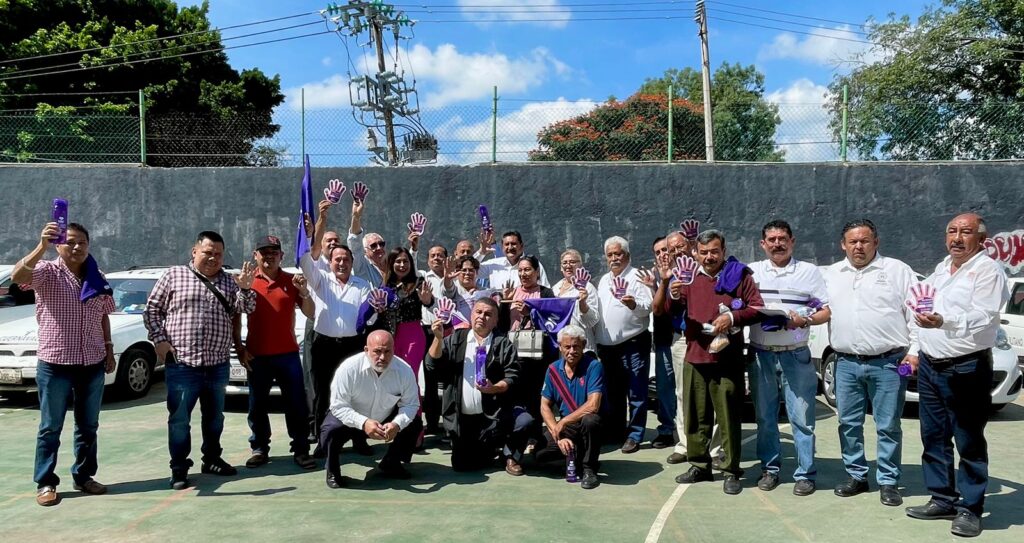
[371, 21, 399, 166]
[695, 0, 715, 162]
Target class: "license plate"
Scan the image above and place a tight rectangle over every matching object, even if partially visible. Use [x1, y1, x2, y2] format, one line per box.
[0, 368, 21, 384]
[229, 366, 247, 380]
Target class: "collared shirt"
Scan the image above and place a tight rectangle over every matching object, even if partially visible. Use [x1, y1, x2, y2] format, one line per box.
[328, 352, 420, 430]
[552, 279, 601, 353]
[460, 332, 491, 415]
[749, 258, 829, 347]
[596, 265, 652, 346]
[673, 264, 763, 363]
[919, 251, 1009, 358]
[443, 282, 493, 327]
[347, 230, 385, 287]
[246, 269, 302, 357]
[31, 258, 115, 365]
[144, 265, 256, 367]
[823, 254, 918, 356]
[541, 355, 605, 418]
[300, 253, 371, 338]
[480, 256, 550, 289]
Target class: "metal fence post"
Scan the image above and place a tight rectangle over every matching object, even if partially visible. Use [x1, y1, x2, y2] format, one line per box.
[138, 90, 147, 166]
[841, 84, 848, 162]
[492, 86, 498, 164]
[667, 84, 674, 163]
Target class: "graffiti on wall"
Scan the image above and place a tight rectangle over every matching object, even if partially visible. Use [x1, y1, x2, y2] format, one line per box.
[984, 230, 1024, 274]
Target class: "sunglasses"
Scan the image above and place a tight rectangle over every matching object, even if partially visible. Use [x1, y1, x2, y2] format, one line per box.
[369, 241, 386, 250]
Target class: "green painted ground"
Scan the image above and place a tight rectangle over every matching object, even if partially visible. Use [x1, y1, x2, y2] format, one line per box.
[1, 385, 1022, 543]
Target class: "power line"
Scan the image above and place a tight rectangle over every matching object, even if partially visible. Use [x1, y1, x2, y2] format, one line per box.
[707, 7, 870, 36]
[712, 1, 868, 29]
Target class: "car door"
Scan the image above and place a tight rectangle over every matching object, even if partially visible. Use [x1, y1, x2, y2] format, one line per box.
[1001, 279, 1024, 369]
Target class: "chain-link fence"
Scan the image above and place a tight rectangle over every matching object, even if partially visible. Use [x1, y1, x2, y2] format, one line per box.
[3, 94, 1023, 166]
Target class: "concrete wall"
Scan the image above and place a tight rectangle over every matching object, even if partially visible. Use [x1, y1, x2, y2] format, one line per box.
[1, 162, 1022, 277]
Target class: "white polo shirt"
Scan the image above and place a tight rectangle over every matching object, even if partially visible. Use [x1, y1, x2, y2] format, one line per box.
[823, 253, 918, 356]
[918, 251, 1009, 358]
[596, 265, 653, 346]
[749, 258, 829, 347]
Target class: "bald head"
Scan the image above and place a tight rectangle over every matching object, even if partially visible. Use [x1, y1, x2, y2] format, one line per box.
[946, 213, 987, 267]
[364, 330, 395, 373]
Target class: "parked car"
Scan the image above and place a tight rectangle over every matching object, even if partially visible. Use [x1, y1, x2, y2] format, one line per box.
[0, 264, 37, 325]
[0, 267, 166, 399]
[1001, 277, 1024, 372]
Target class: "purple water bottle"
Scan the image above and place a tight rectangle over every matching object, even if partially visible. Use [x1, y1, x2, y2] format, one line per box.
[478, 205, 492, 232]
[566, 454, 579, 483]
[475, 345, 487, 386]
[898, 362, 913, 377]
[51, 198, 68, 244]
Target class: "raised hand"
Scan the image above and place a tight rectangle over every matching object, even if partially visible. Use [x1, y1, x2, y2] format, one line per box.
[234, 261, 255, 290]
[408, 212, 427, 236]
[352, 181, 369, 204]
[323, 178, 346, 204]
[502, 280, 515, 301]
[417, 279, 433, 305]
[444, 255, 460, 281]
[637, 267, 656, 289]
[478, 227, 495, 254]
[368, 288, 390, 313]
[40, 222, 60, 246]
[291, 274, 309, 297]
[317, 199, 332, 216]
[303, 212, 314, 239]
[673, 255, 699, 285]
[679, 219, 700, 241]
[612, 276, 628, 300]
[573, 267, 591, 290]
[434, 297, 456, 324]
[906, 283, 937, 314]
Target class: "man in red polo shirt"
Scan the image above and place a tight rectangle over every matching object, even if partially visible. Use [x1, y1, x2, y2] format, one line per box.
[243, 236, 316, 469]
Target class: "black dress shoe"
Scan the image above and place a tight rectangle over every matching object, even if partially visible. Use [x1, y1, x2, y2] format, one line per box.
[580, 469, 600, 490]
[378, 460, 412, 480]
[905, 500, 958, 520]
[757, 471, 780, 491]
[723, 475, 742, 495]
[666, 452, 687, 464]
[834, 477, 869, 497]
[675, 466, 714, 484]
[879, 485, 903, 506]
[951, 510, 982, 537]
[620, 439, 640, 454]
[793, 479, 816, 496]
[325, 471, 345, 489]
[652, 434, 675, 449]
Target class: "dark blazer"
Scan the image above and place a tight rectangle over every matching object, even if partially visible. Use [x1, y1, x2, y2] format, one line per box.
[425, 328, 521, 436]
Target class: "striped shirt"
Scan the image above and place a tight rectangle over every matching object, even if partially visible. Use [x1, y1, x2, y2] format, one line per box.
[749, 258, 829, 347]
[300, 253, 371, 338]
[143, 265, 256, 367]
[31, 258, 115, 365]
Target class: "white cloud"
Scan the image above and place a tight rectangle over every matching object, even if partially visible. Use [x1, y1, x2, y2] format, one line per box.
[758, 25, 879, 67]
[766, 79, 835, 162]
[456, 0, 572, 29]
[283, 75, 350, 111]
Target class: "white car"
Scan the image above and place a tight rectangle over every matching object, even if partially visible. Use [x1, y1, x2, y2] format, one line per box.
[0, 267, 166, 399]
[0, 264, 37, 325]
[1001, 277, 1024, 372]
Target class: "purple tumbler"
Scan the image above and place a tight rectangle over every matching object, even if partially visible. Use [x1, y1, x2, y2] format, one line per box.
[478, 205, 492, 232]
[566, 455, 579, 483]
[52, 198, 68, 244]
[475, 345, 487, 386]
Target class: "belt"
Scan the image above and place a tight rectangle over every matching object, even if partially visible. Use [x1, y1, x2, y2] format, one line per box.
[836, 347, 905, 361]
[314, 332, 360, 343]
[923, 349, 990, 370]
[750, 342, 807, 353]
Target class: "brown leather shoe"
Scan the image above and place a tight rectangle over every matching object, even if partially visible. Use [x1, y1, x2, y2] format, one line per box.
[72, 479, 107, 495]
[505, 458, 524, 477]
[36, 486, 59, 506]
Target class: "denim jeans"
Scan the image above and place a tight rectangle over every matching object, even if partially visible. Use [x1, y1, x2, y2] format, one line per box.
[835, 352, 907, 485]
[247, 352, 310, 456]
[597, 330, 651, 443]
[166, 361, 229, 471]
[34, 361, 106, 488]
[917, 350, 992, 515]
[750, 346, 818, 481]
[653, 344, 677, 436]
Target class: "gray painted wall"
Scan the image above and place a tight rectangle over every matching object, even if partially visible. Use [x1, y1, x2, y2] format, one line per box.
[1, 162, 1021, 277]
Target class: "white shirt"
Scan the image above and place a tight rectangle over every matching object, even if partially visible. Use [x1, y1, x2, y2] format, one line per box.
[461, 332, 491, 415]
[444, 281, 494, 322]
[749, 258, 830, 347]
[300, 253, 372, 338]
[552, 278, 601, 353]
[596, 265, 653, 346]
[480, 256, 550, 289]
[328, 352, 420, 430]
[823, 254, 918, 356]
[918, 251, 1009, 358]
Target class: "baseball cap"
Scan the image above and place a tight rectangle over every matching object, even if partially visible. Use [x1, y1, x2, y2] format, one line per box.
[254, 235, 282, 251]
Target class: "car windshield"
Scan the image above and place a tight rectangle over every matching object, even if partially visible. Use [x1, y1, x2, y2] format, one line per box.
[1008, 283, 1024, 316]
[109, 278, 157, 313]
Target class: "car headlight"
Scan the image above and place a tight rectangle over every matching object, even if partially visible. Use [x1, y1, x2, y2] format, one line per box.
[996, 328, 1011, 350]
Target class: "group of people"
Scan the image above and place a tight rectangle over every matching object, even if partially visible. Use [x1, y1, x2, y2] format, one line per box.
[16, 187, 1007, 537]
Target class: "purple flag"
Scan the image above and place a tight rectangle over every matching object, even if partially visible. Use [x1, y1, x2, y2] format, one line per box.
[295, 154, 316, 267]
[524, 297, 577, 347]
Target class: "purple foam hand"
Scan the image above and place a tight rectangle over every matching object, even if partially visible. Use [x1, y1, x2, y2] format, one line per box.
[679, 219, 700, 241]
[369, 288, 389, 311]
[573, 268, 591, 290]
[909, 283, 936, 314]
[352, 181, 369, 203]
[323, 179, 346, 204]
[478, 204, 493, 233]
[612, 276, 628, 300]
[674, 255, 698, 285]
[408, 212, 427, 235]
[434, 297, 455, 324]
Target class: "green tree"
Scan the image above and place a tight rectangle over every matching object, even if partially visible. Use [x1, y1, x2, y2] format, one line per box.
[828, 0, 1024, 160]
[639, 63, 784, 162]
[529, 94, 705, 162]
[0, 0, 284, 166]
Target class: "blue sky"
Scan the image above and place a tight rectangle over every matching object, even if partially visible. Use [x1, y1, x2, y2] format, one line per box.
[190, 1, 935, 164]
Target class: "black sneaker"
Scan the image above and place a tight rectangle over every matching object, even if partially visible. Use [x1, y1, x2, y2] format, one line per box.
[723, 475, 742, 495]
[652, 434, 675, 449]
[201, 458, 238, 476]
[950, 510, 982, 537]
[675, 466, 714, 484]
[170, 469, 189, 490]
[581, 469, 600, 490]
[757, 471, 780, 491]
[793, 479, 816, 496]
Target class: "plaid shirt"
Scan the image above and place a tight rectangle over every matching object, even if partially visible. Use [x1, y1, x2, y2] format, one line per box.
[31, 258, 115, 365]
[144, 265, 256, 367]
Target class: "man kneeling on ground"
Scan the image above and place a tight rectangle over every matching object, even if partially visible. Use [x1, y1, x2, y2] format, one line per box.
[535, 324, 605, 489]
[319, 330, 422, 488]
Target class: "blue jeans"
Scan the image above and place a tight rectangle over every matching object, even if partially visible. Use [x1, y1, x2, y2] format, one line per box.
[750, 347, 818, 481]
[247, 352, 310, 455]
[34, 361, 106, 488]
[597, 331, 651, 443]
[653, 344, 677, 436]
[166, 362, 229, 471]
[917, 350, 992, 515]
[835, 352, 907, 485]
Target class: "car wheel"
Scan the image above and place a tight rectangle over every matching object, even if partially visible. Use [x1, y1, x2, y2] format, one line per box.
[822, 352, 838, 408]
[116, 348, 154, 399]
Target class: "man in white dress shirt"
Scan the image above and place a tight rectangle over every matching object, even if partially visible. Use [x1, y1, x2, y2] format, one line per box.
[595, 236, 652, 454]
[319, 331, 421, 487]
[905, 213, 1009, 538]
[749, 220, 831, 496]
[823, 219, 917, 507]
[478, 231, 550, 288]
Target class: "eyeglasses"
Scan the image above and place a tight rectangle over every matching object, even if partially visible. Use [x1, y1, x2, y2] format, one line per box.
[560, 259, 580, 268]
[369, 241, 386, 250]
